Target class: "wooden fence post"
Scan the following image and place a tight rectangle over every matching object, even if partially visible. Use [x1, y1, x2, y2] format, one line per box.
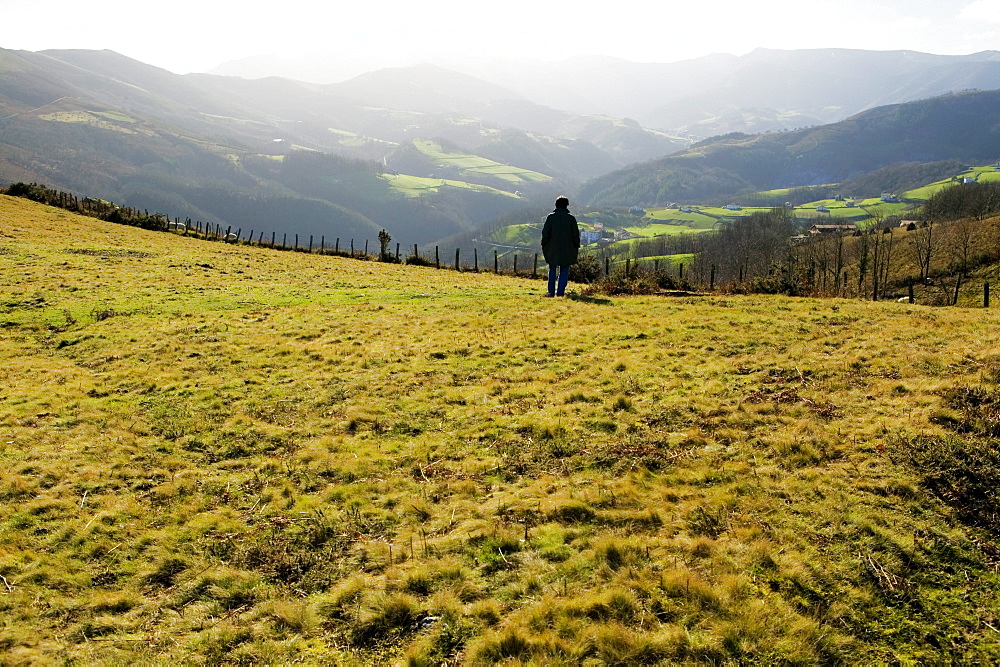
[986, 282, 991, 308]
[282, 233, 287, 249]
[710, 265, 716, 290]
[908, 283, 915, 304]
[474, 248, 478, 272]
[336, 238, 340, 253]
[455, 248, 460, 271]
[435, 246, 440, 269]
[514, 255, 518, 275]
[309, 235, 313, 253]
[365, 240, 369, 257]
[396, 243, 400, 262]
[605, 257, 610, 276]
[271, 231, 276, 248]
[295, 234, 299, 251]
[495, 250, 499, 274]
[533, 254, 538, 279]
[321, 236, 325, 253]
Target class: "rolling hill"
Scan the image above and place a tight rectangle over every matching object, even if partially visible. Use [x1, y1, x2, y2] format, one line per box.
[579, 89, 1000, 207]
[0, 48, 683, 246]
[215, 48, 1000, 137]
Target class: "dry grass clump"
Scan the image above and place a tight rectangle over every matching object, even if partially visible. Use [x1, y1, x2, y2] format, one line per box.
[3, 195, 1000, 663]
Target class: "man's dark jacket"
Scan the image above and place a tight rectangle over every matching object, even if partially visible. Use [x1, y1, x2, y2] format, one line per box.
[541, 208, 581, 266]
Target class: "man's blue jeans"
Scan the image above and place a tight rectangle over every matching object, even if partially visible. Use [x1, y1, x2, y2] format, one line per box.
[548, 264, 570, 296]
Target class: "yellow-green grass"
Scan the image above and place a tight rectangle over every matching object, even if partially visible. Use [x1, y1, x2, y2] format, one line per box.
[489, 222, 543, 246]
[794, 200, 911, 221]
[93, 111, 138, 123]
[627, 252, 696, 267]
[2, 194, 1000, 663]
[329, 128, 397, 149]
[904, 166, 1000, 200]
[38, 111, 141, 135]
[624, 223, 712, 237]
[380, 173, 519, 199]
[643, 208, 720, 226]
[412, 139, 551, 184]
[695, 206, 769, 218]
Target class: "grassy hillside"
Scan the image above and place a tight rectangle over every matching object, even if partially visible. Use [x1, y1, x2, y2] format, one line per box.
[410, 140, 551, 187]
[3, 196, 1000, 663]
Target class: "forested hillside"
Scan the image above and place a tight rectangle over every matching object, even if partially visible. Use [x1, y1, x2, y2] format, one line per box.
[0, 48, 681, 246]
[580, 90, 1000, 207]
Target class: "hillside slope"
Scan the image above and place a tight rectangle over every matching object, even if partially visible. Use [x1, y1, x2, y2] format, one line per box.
[0, 48, 685, 246]
[2, 196, 1000, 663]
[580, 89, 1000, 206]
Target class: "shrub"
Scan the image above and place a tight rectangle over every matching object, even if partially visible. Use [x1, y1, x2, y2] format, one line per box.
[405, 254, 435, 267]
[569, 255, 603, 283]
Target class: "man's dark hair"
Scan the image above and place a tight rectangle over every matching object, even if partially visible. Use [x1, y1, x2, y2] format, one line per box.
[555, 196, 569, 209]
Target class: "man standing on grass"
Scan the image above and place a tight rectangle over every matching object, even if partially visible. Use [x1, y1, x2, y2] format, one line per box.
[541, 196, 581, 297]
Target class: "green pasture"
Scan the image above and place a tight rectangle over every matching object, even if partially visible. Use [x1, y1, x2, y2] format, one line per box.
[489, 222, 542, 246]
[93, 111, 137, 123]
[381, 173, 519, 199]
[624, 222, 713, 237]
[627, 252, 696, 267]
[39, 111, 137, 134]
[413, 139, 551, 184]
[698, 206, 775, 218]
[642, 208, 721, 227]
[904, 166, 1000, 200]
[329, 128, 396, 149]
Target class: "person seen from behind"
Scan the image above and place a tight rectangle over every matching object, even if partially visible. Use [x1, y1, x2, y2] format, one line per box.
[540, 196, 581, 297]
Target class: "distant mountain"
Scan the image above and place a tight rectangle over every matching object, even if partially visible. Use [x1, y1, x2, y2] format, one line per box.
[579, 89, 1000, 206]
[216, 49, 1000, 137]
[333, 64, 527, 114]
[0, 48, 683, 245]
[463, 49, 1000, 136]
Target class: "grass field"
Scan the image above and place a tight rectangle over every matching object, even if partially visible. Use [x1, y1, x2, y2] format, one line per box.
[642, 209, 721, 227]
[412, 139, 551, 185]
[381, 173, 520, 199]
[3, 195, 1000, 663]
[489, 223, 543, 247]
[38, 111, 141, 135]
[623, 222, 713, 237]
[904, 166, 1000, 200]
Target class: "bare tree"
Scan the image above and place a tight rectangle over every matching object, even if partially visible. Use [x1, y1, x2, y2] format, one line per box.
[947, 218, 977, 305]
[911, 220, 934, 282]
[863, 207, 886, 301]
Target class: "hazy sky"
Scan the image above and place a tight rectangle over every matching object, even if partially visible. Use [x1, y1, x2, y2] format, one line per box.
[2, 0, 999, 75]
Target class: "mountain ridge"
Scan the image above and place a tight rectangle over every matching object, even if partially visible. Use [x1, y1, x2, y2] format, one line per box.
[211, 48, 1000, 136]
[1, 47, 681, 245]
[578, 89, 1000, 207]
